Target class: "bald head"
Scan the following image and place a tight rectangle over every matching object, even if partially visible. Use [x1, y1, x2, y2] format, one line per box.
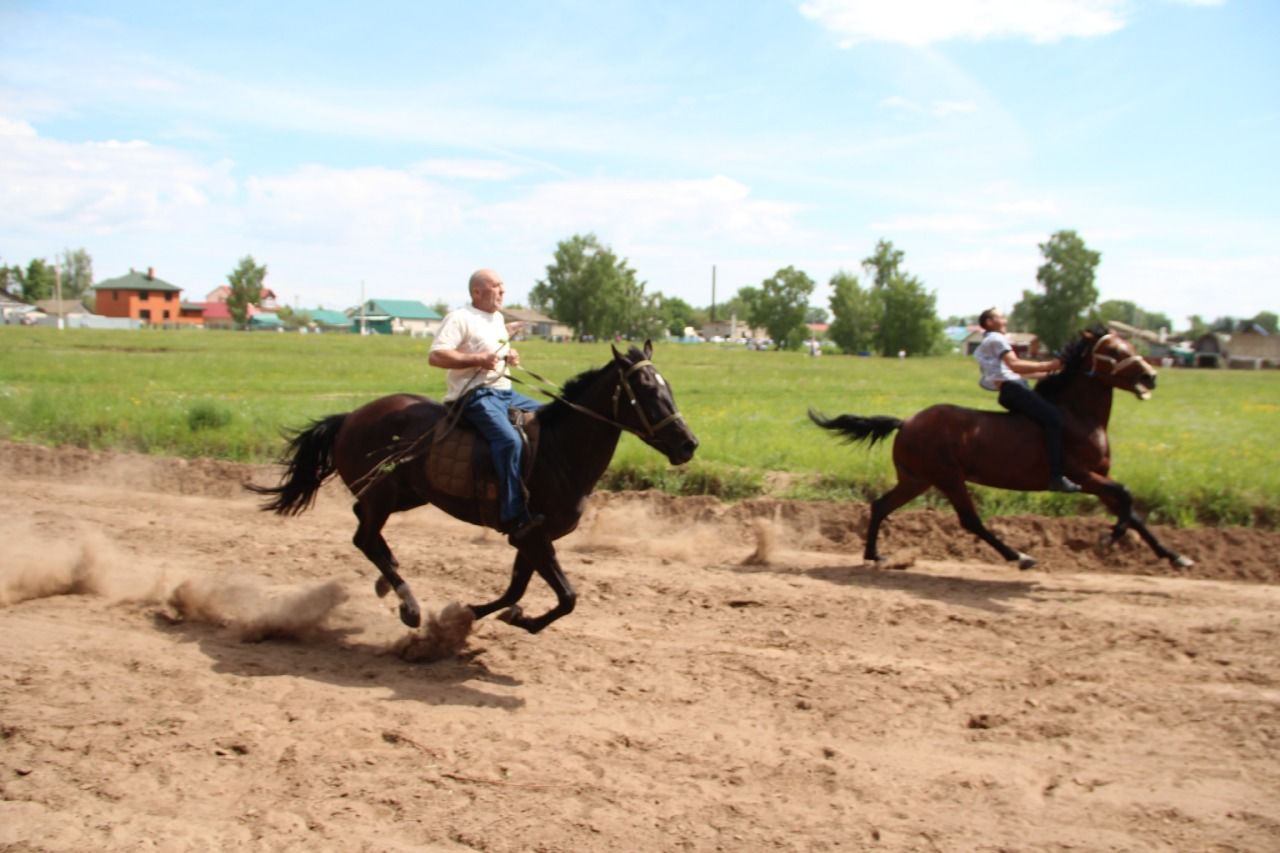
[468, 268, 505, 313]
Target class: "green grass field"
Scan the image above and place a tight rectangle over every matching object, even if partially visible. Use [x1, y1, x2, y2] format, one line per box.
[1, 326, 1276, 528]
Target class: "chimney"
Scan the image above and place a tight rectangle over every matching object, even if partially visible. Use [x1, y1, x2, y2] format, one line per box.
[147, 267, 155, 280]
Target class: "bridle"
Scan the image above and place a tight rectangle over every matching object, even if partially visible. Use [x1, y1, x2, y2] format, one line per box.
[514, 358, 686, 442]
[609, 358, 684, 439]
[1088, 333, 1157, 384]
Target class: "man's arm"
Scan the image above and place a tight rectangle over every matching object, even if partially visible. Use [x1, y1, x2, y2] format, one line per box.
[428, 349, 501, 371]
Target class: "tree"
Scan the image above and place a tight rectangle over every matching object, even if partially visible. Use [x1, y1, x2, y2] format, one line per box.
[1025, 230, 1101, 351]
[749, 266, 814, 349]
[1248, 311, 1278, 334]
[826, 270, 878, 354]
[530, 234, 655, 339]
[862, 239, 904, 290]
[876, 273, 944, 356]
[19, 259, 57, 303]
[805, 305, 829, 325]
[58, 248, 93, 300]
[855, 239, 944, 356]
[656, 295, 698, 337]
[226, 255, 268, 329]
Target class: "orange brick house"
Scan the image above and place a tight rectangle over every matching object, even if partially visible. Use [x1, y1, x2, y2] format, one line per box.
[92, 267, 200, 326]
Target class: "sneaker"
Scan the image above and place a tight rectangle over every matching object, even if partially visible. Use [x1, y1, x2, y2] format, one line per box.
[501, 512, 545, 542]
[1048, 475, 1082, 493]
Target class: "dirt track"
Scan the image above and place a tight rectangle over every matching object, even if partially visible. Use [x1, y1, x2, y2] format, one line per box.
[2, 441, 1278, 851]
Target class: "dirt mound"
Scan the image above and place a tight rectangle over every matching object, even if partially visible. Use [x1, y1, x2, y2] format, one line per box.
[4, 440, 1276, 584]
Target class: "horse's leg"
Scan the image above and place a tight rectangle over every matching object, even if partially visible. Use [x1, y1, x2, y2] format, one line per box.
[352, 500, 422, 628]
[865, 478, 928, 562]
[467, 546, 538, 622]
[1084, 477, 1194, 568]
[937, 481, 1037, 570]
[498, 540, 576, 634]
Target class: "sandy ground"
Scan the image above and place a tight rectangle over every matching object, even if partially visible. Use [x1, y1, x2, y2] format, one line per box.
[1, 441, 1278, 852]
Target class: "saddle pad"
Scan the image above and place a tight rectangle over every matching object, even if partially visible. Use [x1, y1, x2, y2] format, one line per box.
[426, 409, 538, 502]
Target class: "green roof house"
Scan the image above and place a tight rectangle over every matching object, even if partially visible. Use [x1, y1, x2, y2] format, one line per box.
[349, 299, 442, 336]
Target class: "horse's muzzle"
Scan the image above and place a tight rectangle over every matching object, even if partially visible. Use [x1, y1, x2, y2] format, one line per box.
[668, 434, 699, 465]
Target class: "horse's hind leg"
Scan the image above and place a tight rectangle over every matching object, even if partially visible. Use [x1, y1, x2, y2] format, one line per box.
[865, 477, 928, 562]
[352, 501, 422, 628]
[1087, 477, 1194, 569]
[938, 482, 1037, 570]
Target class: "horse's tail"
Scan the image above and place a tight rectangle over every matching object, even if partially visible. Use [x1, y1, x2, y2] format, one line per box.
[808, 409, 902, 448]
[246, 414, 347, 516]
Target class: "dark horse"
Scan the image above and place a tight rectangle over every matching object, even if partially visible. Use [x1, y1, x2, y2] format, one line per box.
[249, 342, 698, 634]
[810, 327, 1192, 570]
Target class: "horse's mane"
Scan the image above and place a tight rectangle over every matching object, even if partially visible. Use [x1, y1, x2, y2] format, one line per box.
[536, 347, 645, 427]
[1035, 324, 1109, 399]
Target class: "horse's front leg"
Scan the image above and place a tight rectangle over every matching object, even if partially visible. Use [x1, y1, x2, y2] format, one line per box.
[468, 547, 537, 623]
[1087, 476, 1194, 569]
[496, 539, 577, 634]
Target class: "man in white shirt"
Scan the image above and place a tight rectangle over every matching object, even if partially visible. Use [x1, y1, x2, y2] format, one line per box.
[975, 307, 1081, 493]
[429, 269, 544, 539]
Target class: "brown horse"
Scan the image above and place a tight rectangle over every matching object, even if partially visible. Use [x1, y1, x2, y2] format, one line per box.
[249, 342, 698, 633]
[810, 327, 1193, 570]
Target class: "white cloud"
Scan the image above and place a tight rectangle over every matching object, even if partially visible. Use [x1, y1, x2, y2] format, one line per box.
[800, 0, 1127, 47]
[0, 119, 233, 234]
[244, 165, 468, 245]
[413, 159, 527, 181]
[479, 175, 806, 246]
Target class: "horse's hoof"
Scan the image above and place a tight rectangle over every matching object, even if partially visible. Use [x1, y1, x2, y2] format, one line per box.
[375, 577, 392, 598]
[1172, 554, 1195, 569]
[1016, 553, 1038, 571]
[497, 605, 524, 626]
[399, 603, 421, 629]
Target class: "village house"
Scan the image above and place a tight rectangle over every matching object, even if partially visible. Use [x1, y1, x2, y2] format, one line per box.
[502, 307, 573, 341]
[91, 268, 200, 327]
[349, 299, 442, 336]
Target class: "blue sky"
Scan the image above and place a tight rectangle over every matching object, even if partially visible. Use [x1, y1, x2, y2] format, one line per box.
[2, 0, 1275, 326]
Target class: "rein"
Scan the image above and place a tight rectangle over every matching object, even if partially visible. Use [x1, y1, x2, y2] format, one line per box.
[511, 358, 685, 441]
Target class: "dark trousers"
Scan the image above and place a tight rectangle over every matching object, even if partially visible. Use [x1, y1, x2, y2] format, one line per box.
[997, 380, 1067, 478]
[461, 387, 543, 523]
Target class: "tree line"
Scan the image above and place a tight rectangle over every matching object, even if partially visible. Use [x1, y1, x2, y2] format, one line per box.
[7, 239, 1275, 346]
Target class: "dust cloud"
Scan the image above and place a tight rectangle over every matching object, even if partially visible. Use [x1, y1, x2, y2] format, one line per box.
[0, 523, 168, 607]
[166, 576, 350, 642]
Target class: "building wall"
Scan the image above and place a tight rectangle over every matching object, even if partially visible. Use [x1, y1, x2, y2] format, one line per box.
[95, 289, 192, 325]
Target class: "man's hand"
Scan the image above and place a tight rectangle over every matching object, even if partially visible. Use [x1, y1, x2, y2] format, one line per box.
[506, 348, 521, 368]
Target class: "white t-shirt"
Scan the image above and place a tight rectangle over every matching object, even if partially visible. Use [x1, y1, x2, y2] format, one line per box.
[974, 330, 1021, 391]
[430, 305, 512, 401]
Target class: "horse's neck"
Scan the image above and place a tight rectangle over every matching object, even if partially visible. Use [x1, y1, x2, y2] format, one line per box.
[1056, 373, 1114, 427]
[540, 381, 622, 492]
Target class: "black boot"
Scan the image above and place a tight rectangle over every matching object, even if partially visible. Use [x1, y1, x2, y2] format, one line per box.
[1048, 474, 1082, 493]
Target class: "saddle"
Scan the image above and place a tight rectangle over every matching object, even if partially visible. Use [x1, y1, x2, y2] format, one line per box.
[426, 408, 540, 505]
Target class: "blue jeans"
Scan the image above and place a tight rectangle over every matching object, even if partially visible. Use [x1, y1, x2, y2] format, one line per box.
[461, 387, 542, 523]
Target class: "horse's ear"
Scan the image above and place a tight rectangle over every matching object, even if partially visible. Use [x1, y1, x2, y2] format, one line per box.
[611, 343, 624, 362]
[643, 339, 653, 359]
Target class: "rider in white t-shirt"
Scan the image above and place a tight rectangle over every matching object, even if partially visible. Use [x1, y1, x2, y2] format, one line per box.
[429, 270, 544, 539]
[975, 307, 1081, 493]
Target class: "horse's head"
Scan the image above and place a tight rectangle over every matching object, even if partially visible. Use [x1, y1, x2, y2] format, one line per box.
[609, 340, 699, 465]
[1082, 327, 1159, 400]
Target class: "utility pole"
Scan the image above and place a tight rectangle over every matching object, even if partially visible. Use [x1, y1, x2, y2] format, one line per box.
[54, 261, 64, 331]
[359, 280, 367, 336]
[710, 265, 717, 322]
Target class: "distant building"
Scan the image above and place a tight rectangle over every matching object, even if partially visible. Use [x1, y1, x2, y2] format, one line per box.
[963, 329, 1043, 358]
[91, 268, 198, 326]
[502, 307, 573, 341]
[349, 299, 442, 336]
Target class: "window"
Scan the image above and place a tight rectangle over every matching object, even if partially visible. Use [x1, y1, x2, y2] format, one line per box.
[139, 309, 151, 321]
[163, 310, 171, 320]
[164, 292, 173, 301]
[139, 290, 150, 301]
